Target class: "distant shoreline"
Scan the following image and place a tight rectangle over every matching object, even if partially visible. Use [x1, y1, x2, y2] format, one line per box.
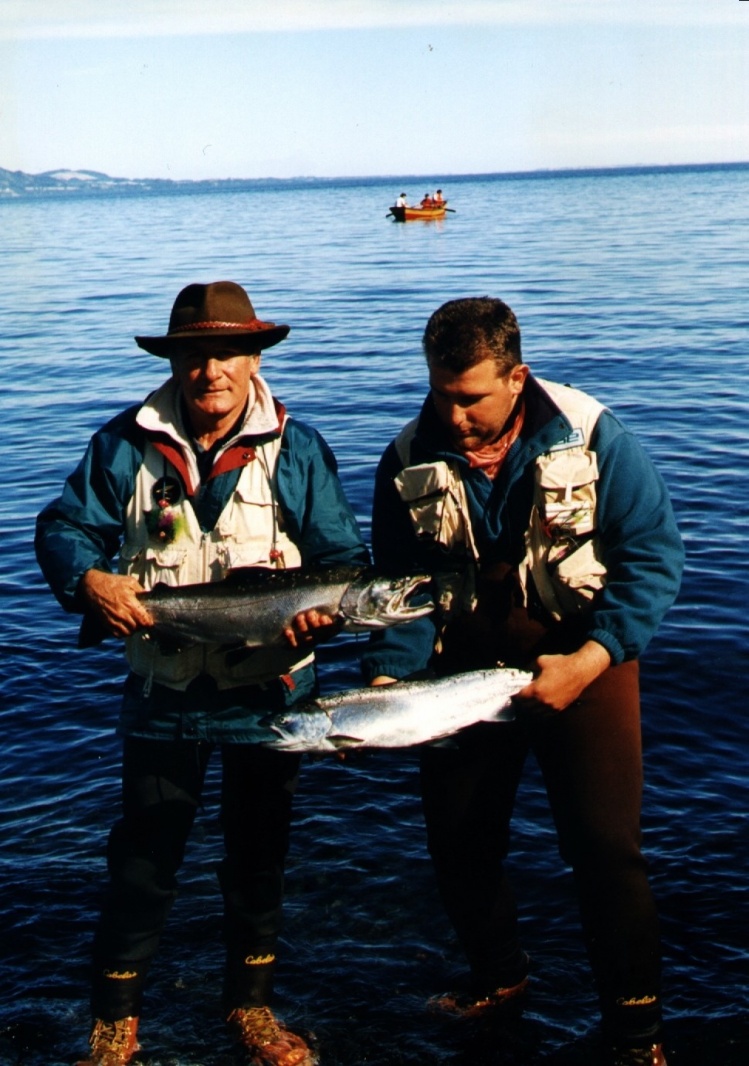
[2, 160, 748, 200]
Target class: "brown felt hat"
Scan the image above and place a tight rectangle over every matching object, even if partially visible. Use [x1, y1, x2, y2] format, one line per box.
[135, 281, 290, 357]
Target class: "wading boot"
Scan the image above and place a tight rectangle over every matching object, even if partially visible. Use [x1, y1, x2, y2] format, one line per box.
[75, 1017, 140, 1066]
[609, 1043, 668, 1066]
[226, 1006, 318, 1066]
[428, 975, 530, 1019]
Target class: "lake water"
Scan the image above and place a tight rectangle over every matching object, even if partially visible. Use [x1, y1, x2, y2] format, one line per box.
[1, 165, 748, 1065]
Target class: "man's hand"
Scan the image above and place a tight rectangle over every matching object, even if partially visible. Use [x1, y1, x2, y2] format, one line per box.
[78, 569, 153, 638]
[516, 640, 611, 714]
[283, 609, 342, 649]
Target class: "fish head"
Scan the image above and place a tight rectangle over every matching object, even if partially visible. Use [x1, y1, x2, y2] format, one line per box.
[340, 573, 434, 629]
[261, 707, 334, 752]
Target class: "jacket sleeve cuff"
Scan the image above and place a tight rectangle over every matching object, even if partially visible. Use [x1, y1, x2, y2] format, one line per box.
[587, 627, 626, 666]
[361, 662, 408, 683]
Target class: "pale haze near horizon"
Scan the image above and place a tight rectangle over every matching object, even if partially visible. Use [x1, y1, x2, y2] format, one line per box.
[1, 0, 748, 181]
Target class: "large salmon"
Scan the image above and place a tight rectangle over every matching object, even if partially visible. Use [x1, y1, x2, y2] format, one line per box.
[262, 667, 532, 751]
[138, 565, 433, 647]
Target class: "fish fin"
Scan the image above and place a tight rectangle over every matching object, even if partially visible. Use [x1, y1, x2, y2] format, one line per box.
[77, 612, 191, 653]
[477, 705, 518, 724]
[329, 735, 365, 749]
[77, 613, 109, 649]
[141, 581, 170, 596]
[223, 564, 367, 584]
[224, 644, 261, 668]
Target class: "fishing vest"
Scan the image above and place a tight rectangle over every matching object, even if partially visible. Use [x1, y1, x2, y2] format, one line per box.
[120, 430, 312, 691]
[393, 378, 607, 622]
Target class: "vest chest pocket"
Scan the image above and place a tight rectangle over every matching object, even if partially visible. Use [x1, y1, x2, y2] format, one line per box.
[536, 449, 599, 547]
[526, 449, 606, 616]
[216, 479, 301, 571]
[395, 462, 471, 550]
[119, 544, 188, 589]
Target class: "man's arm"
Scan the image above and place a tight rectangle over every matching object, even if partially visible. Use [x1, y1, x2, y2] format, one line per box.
[35, 409, 179, 643]
[516, 414, 683, 714]
[36, 412, 141, 614]
[581, 413, 685, 664]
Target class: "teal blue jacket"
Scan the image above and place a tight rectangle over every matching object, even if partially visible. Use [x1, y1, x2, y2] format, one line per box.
[361, 375, 684, 682]
[36, 394, 369, 742]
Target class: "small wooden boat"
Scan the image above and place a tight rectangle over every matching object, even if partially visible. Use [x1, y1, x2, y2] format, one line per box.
[389, 201, 448, 222]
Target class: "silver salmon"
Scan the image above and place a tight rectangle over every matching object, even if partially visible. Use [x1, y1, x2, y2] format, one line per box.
[262, 666, 532, 751]
[138, 565, 433, 647]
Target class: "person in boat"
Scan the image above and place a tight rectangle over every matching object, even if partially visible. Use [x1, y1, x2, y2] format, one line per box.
[36, 280, 369, 1066]
[420, 192, 434, 208]
[362, 296, 683, 1066]
[433, 189, 445, 204]
[396, 192, 408, 207]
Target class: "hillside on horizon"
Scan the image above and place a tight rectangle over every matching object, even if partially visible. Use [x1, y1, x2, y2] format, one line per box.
[2, 161, 747, 200]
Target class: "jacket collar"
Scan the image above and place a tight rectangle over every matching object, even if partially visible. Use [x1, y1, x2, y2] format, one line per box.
[136, 371, 284, 446]
[135, 373, 286, 497]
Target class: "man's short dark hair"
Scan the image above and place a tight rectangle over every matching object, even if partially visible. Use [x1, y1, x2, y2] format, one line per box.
[423, 297, 522, 375]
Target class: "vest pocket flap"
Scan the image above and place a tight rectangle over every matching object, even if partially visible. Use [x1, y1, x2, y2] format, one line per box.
[395, 462, 451, 502]
[536, 450, 599, 490]
[216, 513, 273, 540]
[143, 546, 187, 569]
[120, 544, 187, 567]
[119, 543, 187, 589]
[554, 538, 607, 593]
[533, 545, 607, 619]
[395, 461, 475, 552]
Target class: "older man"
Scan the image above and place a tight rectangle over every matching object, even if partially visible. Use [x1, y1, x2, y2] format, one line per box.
[362, 297, 683, 1066]
[36, 281, 369, 1066]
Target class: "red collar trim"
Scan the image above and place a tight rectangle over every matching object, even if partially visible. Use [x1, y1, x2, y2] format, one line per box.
[147, 398, 286, 492]
[150, 438, 196, 497]
[210, 444, 256, 480]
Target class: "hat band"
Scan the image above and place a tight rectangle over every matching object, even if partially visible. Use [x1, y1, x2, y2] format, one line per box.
[170, 318, 274, 334]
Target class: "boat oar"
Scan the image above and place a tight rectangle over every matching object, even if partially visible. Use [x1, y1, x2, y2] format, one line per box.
[445, 207, 456, 213]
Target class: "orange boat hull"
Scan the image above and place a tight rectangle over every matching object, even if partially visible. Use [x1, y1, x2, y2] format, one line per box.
[390, 203, 448, 221]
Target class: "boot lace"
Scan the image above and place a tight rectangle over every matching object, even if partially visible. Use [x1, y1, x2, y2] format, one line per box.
[228, 1006, 284, 1048]
[226, 1007, 317, 1065]
[87, 1017, 139, 1064]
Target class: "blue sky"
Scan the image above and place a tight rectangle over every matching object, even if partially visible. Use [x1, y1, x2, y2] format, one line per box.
[1, 0, 747, 180]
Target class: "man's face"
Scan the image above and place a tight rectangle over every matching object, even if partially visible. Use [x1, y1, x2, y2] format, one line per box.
[171, 347, 260, 433]
[428, 355, 528, 452]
